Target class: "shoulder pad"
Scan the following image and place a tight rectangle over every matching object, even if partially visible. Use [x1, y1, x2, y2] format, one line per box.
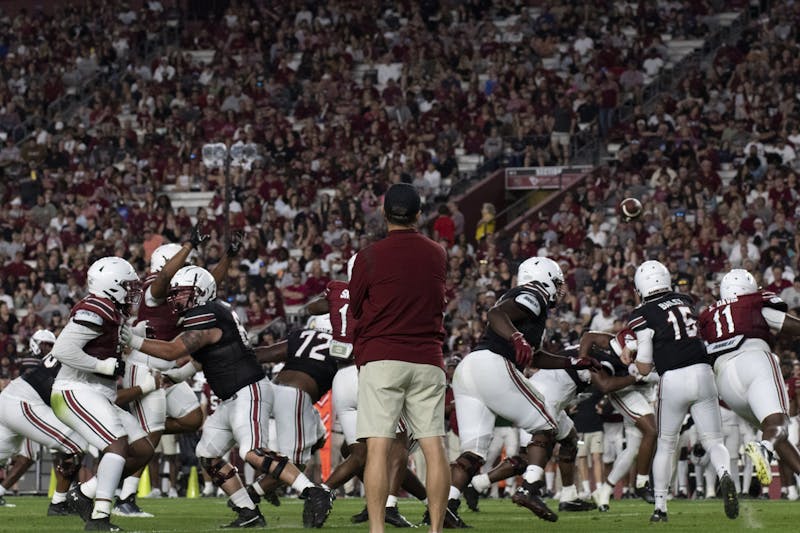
[628, 313, 648, 332]
[73, 309, 104, 327]
[514, 290, 543, 316]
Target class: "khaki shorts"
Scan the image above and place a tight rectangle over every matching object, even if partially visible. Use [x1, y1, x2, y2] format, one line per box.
[356, 360, 446, 440]
[551, 131, 570, 147]
[577, 430, 604, 457]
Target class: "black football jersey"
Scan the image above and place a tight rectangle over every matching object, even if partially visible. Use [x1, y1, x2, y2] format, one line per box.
[183, 300, 265, 401]
[475, 284, 549, 371]
[281, 328, 339, 397]
[21, 354, 61, 405]
[628, 292, 707, 375]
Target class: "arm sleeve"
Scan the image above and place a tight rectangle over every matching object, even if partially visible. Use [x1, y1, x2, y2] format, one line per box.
[51, 319, 106, 373]
[634, 327, 655, 365]
[762, 307, 786, 330]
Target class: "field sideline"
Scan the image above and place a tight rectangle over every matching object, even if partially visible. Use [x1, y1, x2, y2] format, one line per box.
[1, 496, 800, 532]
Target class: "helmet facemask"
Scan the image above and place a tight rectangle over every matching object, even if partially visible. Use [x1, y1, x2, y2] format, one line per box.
[168, 285, 201, 315]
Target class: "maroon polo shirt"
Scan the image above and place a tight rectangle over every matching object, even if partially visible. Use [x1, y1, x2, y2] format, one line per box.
[350, 228, 446, 369]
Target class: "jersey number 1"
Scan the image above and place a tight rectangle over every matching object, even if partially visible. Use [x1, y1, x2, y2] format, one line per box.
[666, 305, 697, 340]
[338, 303, 348, 337]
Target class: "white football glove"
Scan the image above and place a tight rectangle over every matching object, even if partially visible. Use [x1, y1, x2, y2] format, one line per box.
[120, 324, 144, 350]
[627, 363, 645, 382]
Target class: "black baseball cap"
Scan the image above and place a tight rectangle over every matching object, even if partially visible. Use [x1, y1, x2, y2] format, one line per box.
[383, 183, 421, 224]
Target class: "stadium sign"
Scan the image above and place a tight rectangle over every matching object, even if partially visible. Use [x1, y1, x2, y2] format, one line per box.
[505, 165, 593, 190]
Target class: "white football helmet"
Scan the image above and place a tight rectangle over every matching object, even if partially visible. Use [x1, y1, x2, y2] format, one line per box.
[306, 313, 333, 334]
[150, 243, 184, 273]
[720, 269, 758, 300]
[29, 329, 56, 357]
[87, 257, 142, 308]
[167, 266, 217, 314]
[516, 256, 565, 307]
[347, 254, 357, 281]
[634, 260, 671, 299]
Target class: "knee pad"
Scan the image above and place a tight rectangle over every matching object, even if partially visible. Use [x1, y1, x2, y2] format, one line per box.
[528, 431, 556, 456]
[502, 455, 528, 476]
[451, 452, 485, 479]
[200, 457, 237, 487]
[558, 437, 578, 464]
[53, 452, 83, 479]
[253, 448, 290, 480]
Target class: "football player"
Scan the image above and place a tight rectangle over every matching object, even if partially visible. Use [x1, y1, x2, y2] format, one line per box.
[448, 257, 600, 526]
[585, 329, 659, 511]
[115, 229, 239, 516]
[122, 266, 333, 529]
[629, 260, 738, 523]
[50, 257, 155, 531]
[698, 269, 800, 496]
[0, 330, 86, 514]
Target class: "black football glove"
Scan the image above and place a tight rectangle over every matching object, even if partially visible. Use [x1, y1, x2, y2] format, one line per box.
[190, 224, 210, 248]
[226, 231, 244, 258]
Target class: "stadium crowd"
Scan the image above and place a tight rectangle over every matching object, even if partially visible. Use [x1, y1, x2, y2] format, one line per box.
[1, 0, 800, 510]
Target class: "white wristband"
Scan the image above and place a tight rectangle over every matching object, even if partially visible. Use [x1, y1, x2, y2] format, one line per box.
[139, 374, 156, 395]
[95, 358, 117, 376]
[130, 335, 144, 350]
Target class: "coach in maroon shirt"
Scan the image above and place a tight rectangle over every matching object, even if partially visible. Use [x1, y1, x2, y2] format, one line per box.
[351, 183, 450, 533]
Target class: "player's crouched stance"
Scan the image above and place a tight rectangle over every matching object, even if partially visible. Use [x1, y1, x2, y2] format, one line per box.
[122, 266, 333, 528]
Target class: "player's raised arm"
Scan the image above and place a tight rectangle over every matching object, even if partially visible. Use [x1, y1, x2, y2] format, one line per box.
[210, 231, 244, 287]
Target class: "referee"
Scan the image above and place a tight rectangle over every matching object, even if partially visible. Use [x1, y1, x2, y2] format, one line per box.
[351, 183, 450, 533]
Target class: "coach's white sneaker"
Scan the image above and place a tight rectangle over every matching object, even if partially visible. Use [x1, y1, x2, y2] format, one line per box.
[145, 488, 162, 498]
[745, 442, 773, 486]
[592, 483, 612, 512]
[168, 488, 179, 499]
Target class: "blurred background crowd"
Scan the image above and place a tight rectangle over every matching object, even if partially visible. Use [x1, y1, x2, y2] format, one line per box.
[2, 0, 800, 498]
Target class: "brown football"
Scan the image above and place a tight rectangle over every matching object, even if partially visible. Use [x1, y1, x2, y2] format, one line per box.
[619, 197, 643, 221]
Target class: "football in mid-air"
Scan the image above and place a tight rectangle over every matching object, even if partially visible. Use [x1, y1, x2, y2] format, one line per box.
[619, 197, 643, 221]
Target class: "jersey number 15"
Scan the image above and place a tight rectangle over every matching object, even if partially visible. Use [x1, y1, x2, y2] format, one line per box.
[666, 305, 698, 340]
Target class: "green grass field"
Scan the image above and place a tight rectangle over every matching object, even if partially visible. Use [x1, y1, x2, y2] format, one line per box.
[1, 496, 799, 532]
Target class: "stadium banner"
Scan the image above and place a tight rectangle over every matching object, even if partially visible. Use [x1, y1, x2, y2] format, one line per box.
[314, 392, 333, 479]
[504, 165, 593, 190]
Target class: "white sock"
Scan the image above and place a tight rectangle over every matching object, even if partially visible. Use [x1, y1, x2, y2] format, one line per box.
[0, 486, 5, 496]
[119, 476, 140, 500]
[636, 474, 650, 489]
[52, 491, 67, 504]
[523, 465, 544, 485]
[655, 489, 668, 512]
[291, 474, 314, 494]
[386, 494, 398, 508]
[581, 480, 590, 494]
[81, 477, 98, 499]
[91, 499, 112, 520]
[423, 498, 428, 504]
[448, 485, 461, 500]
[204, 481, 214, 492]
[230, 487, 256, 510]
[545, 471, 555, 491]
[252, 481, 265, 496]
[788, 486, 798, 500]
[560, 484, 577, 502]
[471, 473, 491, 493]
[94, 453, 126, 517]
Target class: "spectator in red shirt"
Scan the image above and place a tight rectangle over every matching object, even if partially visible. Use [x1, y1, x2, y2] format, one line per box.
[281, 272, 309, 306]
[433, 204, 456, 246]
[350, 183, 449, 532]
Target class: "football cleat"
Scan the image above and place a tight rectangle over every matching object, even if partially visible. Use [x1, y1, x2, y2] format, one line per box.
[719, 473, 739, 520]
[84, 516, 123, 531]
[649, 509, 668, 523]
[112, 495, 154, 518]
[385, 506, 414, 528]
[421, 499, 471, 528]
[675, 490, 688, 499]
[221, 506, 266, 528]
[463, 485, 480, 512]
[351, 506, 369, 524]
[592, 483, 612, 512]
[744, 442, 773, 487]
[47, 501, 73, 516]
[66, 485, 94, 522]
[635, 482, 656, 504]
[511, 481, 558, 522]
[558, 498, 597, 511]
[0, 495, 15, 507]
[300, 486, 333, 528]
